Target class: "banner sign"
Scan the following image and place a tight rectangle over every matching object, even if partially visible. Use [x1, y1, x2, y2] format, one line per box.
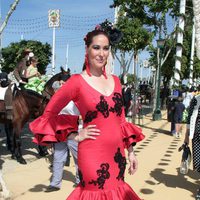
[48, 9, 60, 28]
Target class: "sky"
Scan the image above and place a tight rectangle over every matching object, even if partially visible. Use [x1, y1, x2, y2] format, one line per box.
[1, 0, 150, 78]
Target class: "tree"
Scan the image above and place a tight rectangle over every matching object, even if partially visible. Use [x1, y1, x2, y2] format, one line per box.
[111, 0, 200, 85]
[115, 17, 153, 80]
[1, 40, 52, 74]
[126, 73, 136, 84]
[111, 0, 176, 31]
[111, 1, 176, 88]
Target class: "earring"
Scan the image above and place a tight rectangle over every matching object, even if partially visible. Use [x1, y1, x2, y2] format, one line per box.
[102, 65, 107, 79]
[102, 59, 108, 79]
[85, 53, 91, 76]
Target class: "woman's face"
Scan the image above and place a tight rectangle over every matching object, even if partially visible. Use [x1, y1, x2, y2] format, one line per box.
[87, 34, 110, 70]
[32, 61, 37, 67]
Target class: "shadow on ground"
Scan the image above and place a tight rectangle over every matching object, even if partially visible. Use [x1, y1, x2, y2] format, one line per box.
[140, 167, 200, 199]
[0, 122, 44, 163]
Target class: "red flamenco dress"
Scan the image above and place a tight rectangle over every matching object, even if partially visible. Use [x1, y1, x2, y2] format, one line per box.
[29, 74, 145, 200]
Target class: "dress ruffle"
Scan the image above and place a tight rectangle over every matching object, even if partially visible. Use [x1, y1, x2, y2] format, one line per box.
[121, 122, 145, 148]
[66, 182, 141, 200]
[29, 114, 78, 145]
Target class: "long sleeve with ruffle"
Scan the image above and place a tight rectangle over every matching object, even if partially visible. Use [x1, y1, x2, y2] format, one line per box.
[29, 75, 80, 145]
[120, 108, 145, 149]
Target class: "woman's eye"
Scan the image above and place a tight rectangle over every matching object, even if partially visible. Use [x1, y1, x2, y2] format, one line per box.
[104, 46, 110, 51]
[92, 45, 100, 50]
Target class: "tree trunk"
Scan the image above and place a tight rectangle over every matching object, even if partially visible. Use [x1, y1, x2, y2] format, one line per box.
[0, 0, 20, 34]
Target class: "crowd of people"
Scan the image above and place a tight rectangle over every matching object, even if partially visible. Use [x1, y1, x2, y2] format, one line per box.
[1, 26, 200, 200]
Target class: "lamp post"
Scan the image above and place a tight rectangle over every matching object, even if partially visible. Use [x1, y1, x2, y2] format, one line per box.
[152, 38, 165, 121]
[151, 67, 156, 89]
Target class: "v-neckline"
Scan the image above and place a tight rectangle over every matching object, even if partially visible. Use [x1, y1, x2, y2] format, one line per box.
[79, 74, 116, 97]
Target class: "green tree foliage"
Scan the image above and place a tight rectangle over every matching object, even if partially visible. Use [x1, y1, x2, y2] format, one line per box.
[126, 73, 136, 84]
[1, 40, 52, 74]
[116, 16, 153, 81]
[179, 1, 200, 81]
[112, 0, 200, 84]
[111, 0, 176, 33]
[111, 0, 176, 85]
[116, 17, 153, 52]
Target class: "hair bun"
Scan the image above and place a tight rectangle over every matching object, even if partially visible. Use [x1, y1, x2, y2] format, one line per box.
[97, 20, 123, 45]
[109, 28, 123, 45]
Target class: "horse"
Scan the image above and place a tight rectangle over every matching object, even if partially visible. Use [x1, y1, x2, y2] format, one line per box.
[0, 67, 71, 164]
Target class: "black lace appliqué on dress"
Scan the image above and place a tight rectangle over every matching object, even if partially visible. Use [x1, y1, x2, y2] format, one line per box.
[78, 169, 85, 187]
[88, 163, 110, 189]
[109, 92, 123, 116]
[123, 135, 137, 147]
[114, 148, 126, 181]
[84, 111, 98, 123]
[96, 96, 110, 118]
[84, 92, 123, 123]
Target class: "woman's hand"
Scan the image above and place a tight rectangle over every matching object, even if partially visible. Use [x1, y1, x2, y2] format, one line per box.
[127, 146, 138, 175]
[75, 125, 100, 142]
[128, 151, 138, 175]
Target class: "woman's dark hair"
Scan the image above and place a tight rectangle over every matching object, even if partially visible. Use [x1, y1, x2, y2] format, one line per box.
[30, 56, 38, 63]
[84, 29, 110, 47]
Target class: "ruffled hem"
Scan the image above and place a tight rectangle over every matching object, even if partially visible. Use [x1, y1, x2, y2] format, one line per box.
[29, 114, 78, 146]
[121, 122, 145, 148]
[66, 183, 141, 200]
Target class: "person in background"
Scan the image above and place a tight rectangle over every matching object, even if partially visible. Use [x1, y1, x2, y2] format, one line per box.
[13, 48, 34, 84]
[45, 81, 80, 192]
[0, 72, 10, 88]
[183, 87, 194, 109]
[30, 28, 144, 200]
[184, 85, 200, 200]
[52, 79, 65, 92]
[122, 83, 132, 117]
[24, 56, 48, 94]
[174, 96, 185, 138]
[14, 51, 48, 156]
[25, 56, 40, 80]
[4, 48, 34, 120]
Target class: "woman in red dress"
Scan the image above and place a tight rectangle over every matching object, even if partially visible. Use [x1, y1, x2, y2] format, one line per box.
[30, 28, 145, 200]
